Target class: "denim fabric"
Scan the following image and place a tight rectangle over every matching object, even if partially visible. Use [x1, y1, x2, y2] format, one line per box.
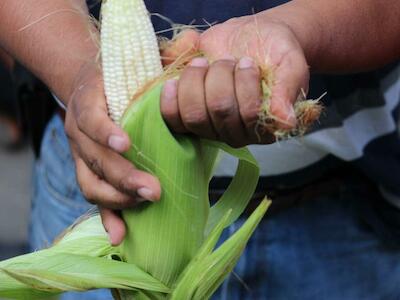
[213, 177, 400, 300]
[30, 115, 400, 300]
[29, 114, 112, 300]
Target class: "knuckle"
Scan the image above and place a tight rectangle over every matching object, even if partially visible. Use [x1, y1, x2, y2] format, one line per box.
[116, 172, 135, 195]
[76, 106, 91, 131]
[87, 157, 105, 180]
[182, 108, 209, 129]
[208, 97, 234, 119]
[94, 124, 110, 144]
[240, 105, 260, 128]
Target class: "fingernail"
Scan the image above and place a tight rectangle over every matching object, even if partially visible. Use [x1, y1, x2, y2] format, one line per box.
[163, 79, 177, 101]
[189, 57, 209, 67]
[238, 57, 254, 69]
[137, 187, 155, 201]
[108, 135, 128, 152]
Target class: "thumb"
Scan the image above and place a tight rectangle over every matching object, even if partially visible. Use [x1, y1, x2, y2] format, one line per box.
[161, 29, 200, 66]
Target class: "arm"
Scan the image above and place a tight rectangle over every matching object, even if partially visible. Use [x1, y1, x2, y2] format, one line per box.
[161, 0, 400, 146]
[0, 0, 95, 102]
[267, 0, 400, 73]
[0, 0, 161, 245]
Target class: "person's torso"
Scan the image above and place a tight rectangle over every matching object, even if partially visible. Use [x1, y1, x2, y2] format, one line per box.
[88, 1, 400, 201]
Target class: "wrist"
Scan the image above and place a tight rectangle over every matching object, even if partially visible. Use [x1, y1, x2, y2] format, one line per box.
[66, 59, 103, 107]
[50, 50, 100, 107]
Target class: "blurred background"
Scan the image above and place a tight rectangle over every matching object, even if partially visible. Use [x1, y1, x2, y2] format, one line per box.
[0, 1, 99, 262]
[0, 49, 29, 260]
[0, 135, 32, 260]
[0, 48, 55, 260]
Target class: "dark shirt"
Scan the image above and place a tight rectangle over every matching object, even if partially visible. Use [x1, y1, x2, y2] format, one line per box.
[87, 1, 400, 199]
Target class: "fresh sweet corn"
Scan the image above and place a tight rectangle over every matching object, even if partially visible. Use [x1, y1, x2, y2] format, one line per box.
[101, 0, 163, 122]
[0, 0, 270, 299]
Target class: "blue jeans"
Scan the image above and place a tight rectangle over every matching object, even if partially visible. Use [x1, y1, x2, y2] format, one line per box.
[30, 115, 400, 299]
[29, 115, 112, 300]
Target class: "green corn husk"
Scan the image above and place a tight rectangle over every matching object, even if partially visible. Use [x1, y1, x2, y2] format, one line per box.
[0, 215, 170, 299]
[0, 81, 270, 299]
[0, 0, 316, 297]
[117, 83, 270, 299]
[0, 0, 322, 295]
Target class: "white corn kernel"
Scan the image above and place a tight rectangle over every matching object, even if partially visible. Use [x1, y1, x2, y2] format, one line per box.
[101, 0, 163, 123]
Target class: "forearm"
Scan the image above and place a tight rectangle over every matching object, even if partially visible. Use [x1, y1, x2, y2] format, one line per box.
[0, 0, 98, 103]
[263, 0, 400, 73]
[0, 47, 13, 71]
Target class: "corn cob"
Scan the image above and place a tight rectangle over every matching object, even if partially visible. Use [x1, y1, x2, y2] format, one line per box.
[0, 0, 271, 299]
[101, 0, 163, 122]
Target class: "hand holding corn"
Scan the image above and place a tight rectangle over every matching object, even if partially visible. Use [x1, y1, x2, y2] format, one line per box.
[3, 0, 399, 298]
[64, 60, 161, 245]
[160, 16, 310, 147]
[66, 7, 319, 244]
[0, 2, 271, 298]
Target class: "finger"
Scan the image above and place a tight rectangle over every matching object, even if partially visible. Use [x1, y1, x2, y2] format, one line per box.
[270, 50, 309, 129]
[161, 79, 187, 133]
[178, 57, 217, 139]
[71, 83, 130, 153]
[74, 153, 147, 209]
[100, 207, 126, 246]
[69, 120, 161, 201]
[205, 57, 247, 147]
[235, 57, 272, 144]
[161, 29, 200, 66]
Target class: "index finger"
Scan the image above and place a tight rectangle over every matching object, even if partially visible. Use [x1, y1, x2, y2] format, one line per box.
[161, 29, 200, 66]
[71, 79, 131, 153]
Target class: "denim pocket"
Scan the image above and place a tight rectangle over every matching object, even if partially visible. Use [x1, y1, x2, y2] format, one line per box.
[30, 161, 91, 250]
[39, 115, 89, 211]
[41, 115, 71, 163]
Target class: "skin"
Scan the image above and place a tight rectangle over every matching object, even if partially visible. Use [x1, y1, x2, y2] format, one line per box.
[0, 0, 399, 244]
[161, 21, 308, 146]
[0, 47, 14, 71]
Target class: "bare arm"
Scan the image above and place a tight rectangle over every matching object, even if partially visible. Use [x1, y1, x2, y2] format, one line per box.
[0, 0, 161, 245]
[268, 0, 400, 73]
[1, 0, 398, 244]
[162, 0, 400, 146]
[0, 0, 97, 102]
